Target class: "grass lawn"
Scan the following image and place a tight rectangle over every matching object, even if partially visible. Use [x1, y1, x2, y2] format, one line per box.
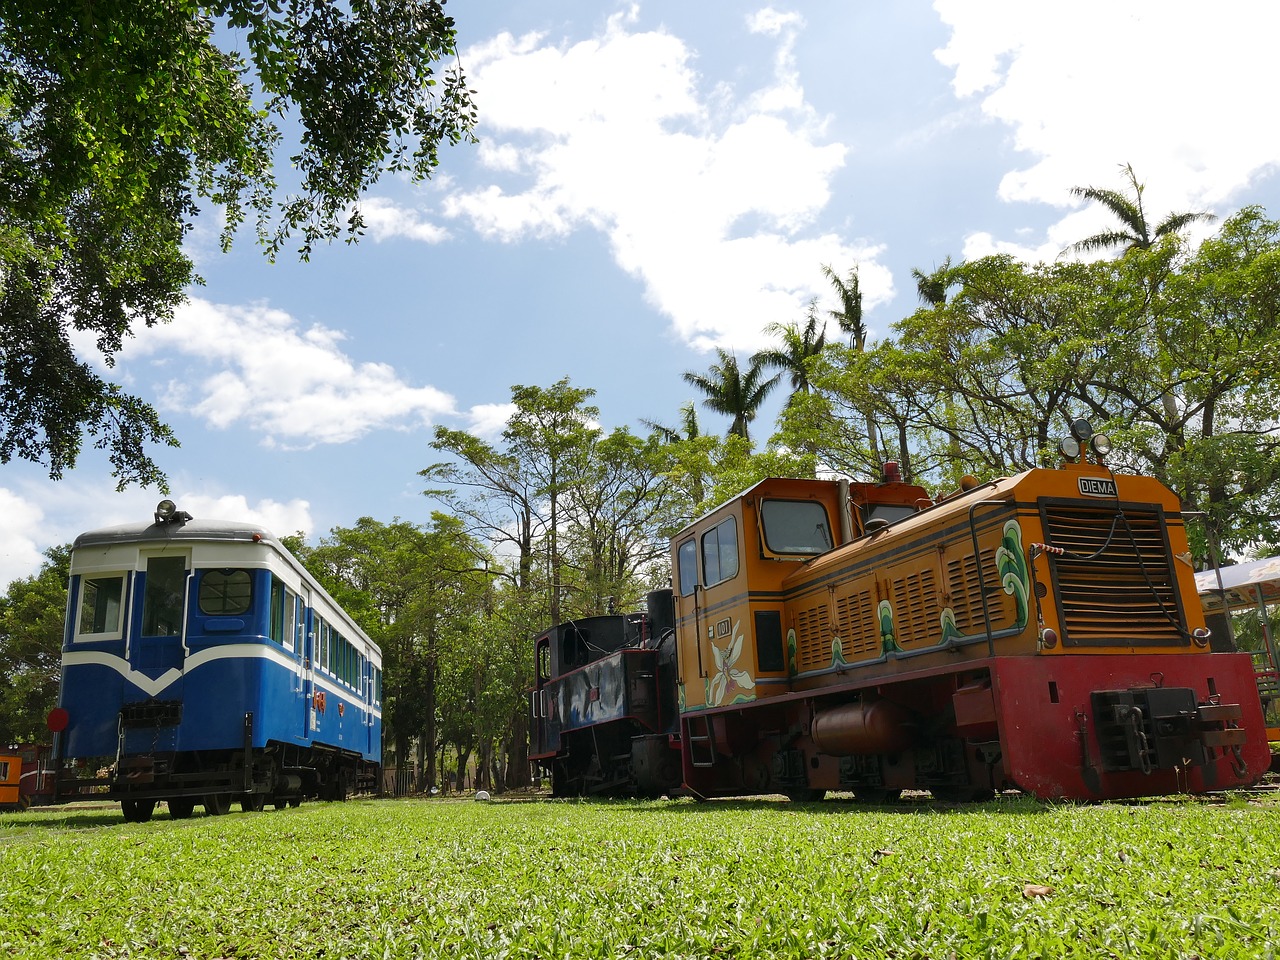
[1, 793, 1278, 958]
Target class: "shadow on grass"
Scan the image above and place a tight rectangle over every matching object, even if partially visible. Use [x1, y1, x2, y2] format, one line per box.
[526, 792, 1055, 817]
[0, 805, 128, 831]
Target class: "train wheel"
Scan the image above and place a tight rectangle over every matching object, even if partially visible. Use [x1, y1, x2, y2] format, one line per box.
[240, 793, 266, 812]
[204, 793, 231, 816]
[167, 798, 197, 819]
[120, 799, 156, 823]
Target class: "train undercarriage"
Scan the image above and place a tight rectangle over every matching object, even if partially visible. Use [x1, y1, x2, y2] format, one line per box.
[673, 654, 1266, 804]
[54, 712, 378, 821]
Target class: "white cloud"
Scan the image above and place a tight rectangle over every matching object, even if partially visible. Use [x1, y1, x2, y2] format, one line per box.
[0, 488, 47, 587]
[746, 8, 804, 37]
[934, 1, 1280, 252]
[106, 298, 457, 447]
[357, 197, 450, 243]
[439, 10, 878, 352]
[0, 479, 315, 587]
[176, 494, 313, 540]
[466, 402, 517, 439]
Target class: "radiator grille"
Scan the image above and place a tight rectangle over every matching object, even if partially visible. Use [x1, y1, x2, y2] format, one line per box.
[1042, 502, 1186, 646]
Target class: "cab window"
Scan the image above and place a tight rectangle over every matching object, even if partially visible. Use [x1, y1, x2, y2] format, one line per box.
[677, 539, 698, 596]
[76, 574, 126, 640]
[702, 516, 739, 587]
[761, 499, 833, 555]
[142, 556, 187, 637]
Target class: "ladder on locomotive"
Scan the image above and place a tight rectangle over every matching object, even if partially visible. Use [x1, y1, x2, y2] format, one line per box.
[685, 714, 717, 768]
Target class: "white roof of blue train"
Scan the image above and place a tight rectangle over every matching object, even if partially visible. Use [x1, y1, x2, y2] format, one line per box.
[73, 518, 281, 549]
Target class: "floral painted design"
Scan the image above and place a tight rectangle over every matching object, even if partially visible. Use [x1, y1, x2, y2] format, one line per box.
[878, 600, 899, 653]
[831, 635, 848, 666]
[995, 519, 1030, 629]
[709, 624, 757, 707]
[940, 607, 963, 644]
[787, 628, 798, 676]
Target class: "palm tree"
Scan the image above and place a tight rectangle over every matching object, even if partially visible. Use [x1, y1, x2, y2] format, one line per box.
[1071, 164, 1215, 445]
[910, 256, 954, 307]
[753, 299, 826, 406]
[641, 401, 701, 444]
[821, 262, 880, 463]
[822, 263, 868, 349]
[682, 348, 780, 443]
[1070, 163, 1215, 255]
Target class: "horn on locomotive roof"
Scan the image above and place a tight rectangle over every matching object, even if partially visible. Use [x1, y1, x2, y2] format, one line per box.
[154, 499, 193, 525]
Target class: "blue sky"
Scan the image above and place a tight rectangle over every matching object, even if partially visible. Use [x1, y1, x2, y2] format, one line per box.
[4, 1, 1280, 585]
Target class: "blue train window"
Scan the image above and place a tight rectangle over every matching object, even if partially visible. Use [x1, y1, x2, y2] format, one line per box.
[200, 569, 252, 615]
[701, 516, 739, 587]
[142, 556, 187, 637]
[269, 579, 299, 649]
[76, 574, 125, 639]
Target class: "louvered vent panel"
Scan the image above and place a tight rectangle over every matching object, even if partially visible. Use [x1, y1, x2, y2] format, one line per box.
[794, 601, 831, 671]
[891, 569, 939, 649]
[945, 548, 1006, 632]
[833, 588, 879, 660]
[1043, 502, 1186, 646]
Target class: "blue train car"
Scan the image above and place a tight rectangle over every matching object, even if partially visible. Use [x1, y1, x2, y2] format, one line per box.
[49, 500, 382, 821]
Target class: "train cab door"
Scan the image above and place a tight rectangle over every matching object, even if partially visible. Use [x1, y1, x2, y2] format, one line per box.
[532, 635, 553, 756]
[130, 552, 191, 693]
[121, 551, 190, 756]
[675, 509, 751, 714]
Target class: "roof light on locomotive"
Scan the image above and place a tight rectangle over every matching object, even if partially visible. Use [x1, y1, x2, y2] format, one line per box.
[1059, 418, 1113, 462]
[153, 499, 193, 524]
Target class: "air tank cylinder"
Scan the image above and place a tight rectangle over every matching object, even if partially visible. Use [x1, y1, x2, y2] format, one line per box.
[810, 699, 916, 755]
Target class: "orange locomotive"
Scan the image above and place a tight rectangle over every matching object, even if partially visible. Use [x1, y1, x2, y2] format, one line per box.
[0, 752, 22, 810]
[672, 420, 1268, 800]
[531, 419, 1270, 801]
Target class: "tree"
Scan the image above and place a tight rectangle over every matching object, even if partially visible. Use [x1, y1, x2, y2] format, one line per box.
[0, 546, 69, 744]
[1070, 163, 1215, 256]
[642, 402, 713, 522]
[682, 348, 780, 443]
[753, 299, 827, 406]
[426, 378, 602, 789]
[1070, 164, 1218, 433]
[812, 206, 1280, 558]
[0, 0, 477, 487]
[297, 515, 490, 793]
[821, 262, 881, 464]
[563, 428, 674, 612]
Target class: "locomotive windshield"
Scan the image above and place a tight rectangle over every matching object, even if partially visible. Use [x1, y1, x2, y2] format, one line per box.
[864, 503, 918, 526]
[761, 499, 833, 555]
